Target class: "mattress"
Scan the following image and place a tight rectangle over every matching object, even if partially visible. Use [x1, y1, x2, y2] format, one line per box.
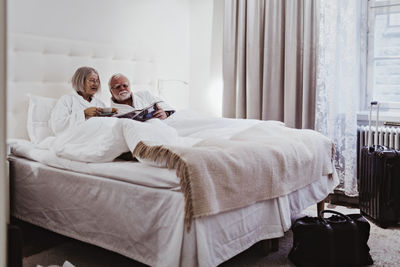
[9, 149, 339, 267]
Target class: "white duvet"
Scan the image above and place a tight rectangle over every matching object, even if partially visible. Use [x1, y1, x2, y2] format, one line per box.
[41, 110, 266, 163]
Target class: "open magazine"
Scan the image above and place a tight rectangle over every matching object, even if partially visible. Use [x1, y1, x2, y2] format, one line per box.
[113, 101, 162, 121]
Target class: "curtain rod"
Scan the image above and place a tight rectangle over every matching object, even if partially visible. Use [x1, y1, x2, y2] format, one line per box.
[370, 3, 400, 8]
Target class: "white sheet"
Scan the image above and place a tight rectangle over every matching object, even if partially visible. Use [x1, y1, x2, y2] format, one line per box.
[10, 139, 180, 190]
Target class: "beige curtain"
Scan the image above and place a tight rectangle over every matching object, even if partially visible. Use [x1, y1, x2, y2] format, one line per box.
[223, 0, 318, 129]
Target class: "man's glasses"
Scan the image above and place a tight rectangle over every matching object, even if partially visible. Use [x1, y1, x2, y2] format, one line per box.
[112, 84, 129, 90]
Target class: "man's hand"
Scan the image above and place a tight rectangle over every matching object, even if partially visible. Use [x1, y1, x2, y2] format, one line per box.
[152, 104, 168, 120]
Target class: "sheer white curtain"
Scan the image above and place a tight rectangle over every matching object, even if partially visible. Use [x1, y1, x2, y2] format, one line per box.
[315, 0, 363, 196]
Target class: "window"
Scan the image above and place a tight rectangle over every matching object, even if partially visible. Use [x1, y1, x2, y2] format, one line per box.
[367, 0, 400, 111]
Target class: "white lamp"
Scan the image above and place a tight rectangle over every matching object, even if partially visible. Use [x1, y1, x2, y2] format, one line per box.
[157, 79, 189, 110]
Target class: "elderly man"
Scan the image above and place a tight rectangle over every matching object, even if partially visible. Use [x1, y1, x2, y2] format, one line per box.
[109, 73, 175, 119]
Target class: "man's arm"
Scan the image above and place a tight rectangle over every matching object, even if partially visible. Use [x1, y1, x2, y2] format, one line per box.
[139, 91, 175, 119]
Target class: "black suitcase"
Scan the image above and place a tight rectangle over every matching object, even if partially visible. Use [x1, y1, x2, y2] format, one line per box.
[359, 101, 400, 228]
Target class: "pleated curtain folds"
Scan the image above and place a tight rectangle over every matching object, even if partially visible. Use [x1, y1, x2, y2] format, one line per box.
[223, 0, 318, 129]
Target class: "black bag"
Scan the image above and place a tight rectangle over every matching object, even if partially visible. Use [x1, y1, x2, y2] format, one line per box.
[288, 210, 373, 267]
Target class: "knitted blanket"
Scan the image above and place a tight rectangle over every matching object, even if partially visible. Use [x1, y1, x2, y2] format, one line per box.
[133, 121, 334, 229]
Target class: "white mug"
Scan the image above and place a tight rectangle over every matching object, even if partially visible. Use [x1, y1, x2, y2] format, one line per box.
[102, 107, 112, 113]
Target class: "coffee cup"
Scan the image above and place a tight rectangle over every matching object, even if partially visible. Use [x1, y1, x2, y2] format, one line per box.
[102, 107, 112, 113]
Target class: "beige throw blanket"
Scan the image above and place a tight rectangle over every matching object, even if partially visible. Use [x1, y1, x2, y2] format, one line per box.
[133, 122, 334, 229]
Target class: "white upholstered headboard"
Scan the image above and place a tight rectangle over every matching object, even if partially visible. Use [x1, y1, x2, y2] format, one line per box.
[7, 33, 156, 140]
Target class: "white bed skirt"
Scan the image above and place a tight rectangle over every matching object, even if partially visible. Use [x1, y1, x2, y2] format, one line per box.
[9, 155, 338, 267]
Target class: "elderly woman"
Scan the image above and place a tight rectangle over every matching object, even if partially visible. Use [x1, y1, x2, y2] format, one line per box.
[50, 66, 107, 135]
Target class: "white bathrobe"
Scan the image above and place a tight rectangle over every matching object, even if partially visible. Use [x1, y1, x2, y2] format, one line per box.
[111, 90, 174, 116]
[50, 92, 106, 135]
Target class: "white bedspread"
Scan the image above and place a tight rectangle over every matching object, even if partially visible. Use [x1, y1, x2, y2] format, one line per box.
[12, 110, 266, 167]
[34, 111, 334, 225]
[9, 111, 271, 190]
[12, 111, 336, 223]
[8, 110, 340, 267]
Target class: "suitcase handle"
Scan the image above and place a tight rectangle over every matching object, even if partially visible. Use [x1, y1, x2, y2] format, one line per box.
[384, 162, 394, 206]
[368, 101, 379, 149]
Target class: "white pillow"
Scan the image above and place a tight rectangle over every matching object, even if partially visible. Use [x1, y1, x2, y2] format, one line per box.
[27, 94, 57, 143]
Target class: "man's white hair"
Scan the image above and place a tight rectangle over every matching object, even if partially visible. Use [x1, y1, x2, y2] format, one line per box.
[108, 73, 130, 89]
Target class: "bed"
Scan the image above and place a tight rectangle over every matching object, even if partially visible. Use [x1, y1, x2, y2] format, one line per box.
[7, 33, 339, 266]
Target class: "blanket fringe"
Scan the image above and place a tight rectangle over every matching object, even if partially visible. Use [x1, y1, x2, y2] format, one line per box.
[133, 141, 194, 231]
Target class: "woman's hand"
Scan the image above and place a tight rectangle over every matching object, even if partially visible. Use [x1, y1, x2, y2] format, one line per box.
[84, 107, 102, 118]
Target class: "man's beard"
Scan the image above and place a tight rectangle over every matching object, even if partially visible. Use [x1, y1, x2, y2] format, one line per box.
[114, 91, 131, 101]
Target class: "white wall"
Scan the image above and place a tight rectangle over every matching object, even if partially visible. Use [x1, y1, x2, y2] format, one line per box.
[1, 0, 8, 264]
[8, 0, 224, 117]
[8, 0, 191, 108]
[189, 0, 223, 116]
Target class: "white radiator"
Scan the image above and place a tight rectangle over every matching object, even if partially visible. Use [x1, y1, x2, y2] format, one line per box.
[357, 125, 400, 150]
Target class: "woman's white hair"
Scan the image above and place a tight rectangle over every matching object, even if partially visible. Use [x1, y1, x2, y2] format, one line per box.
[71, 66, 100, 93]
[108, 73, 130, 89]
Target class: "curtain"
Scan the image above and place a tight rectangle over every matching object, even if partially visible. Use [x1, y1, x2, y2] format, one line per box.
[315, 0, 362, 196]
[223, 0, 318, 129]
